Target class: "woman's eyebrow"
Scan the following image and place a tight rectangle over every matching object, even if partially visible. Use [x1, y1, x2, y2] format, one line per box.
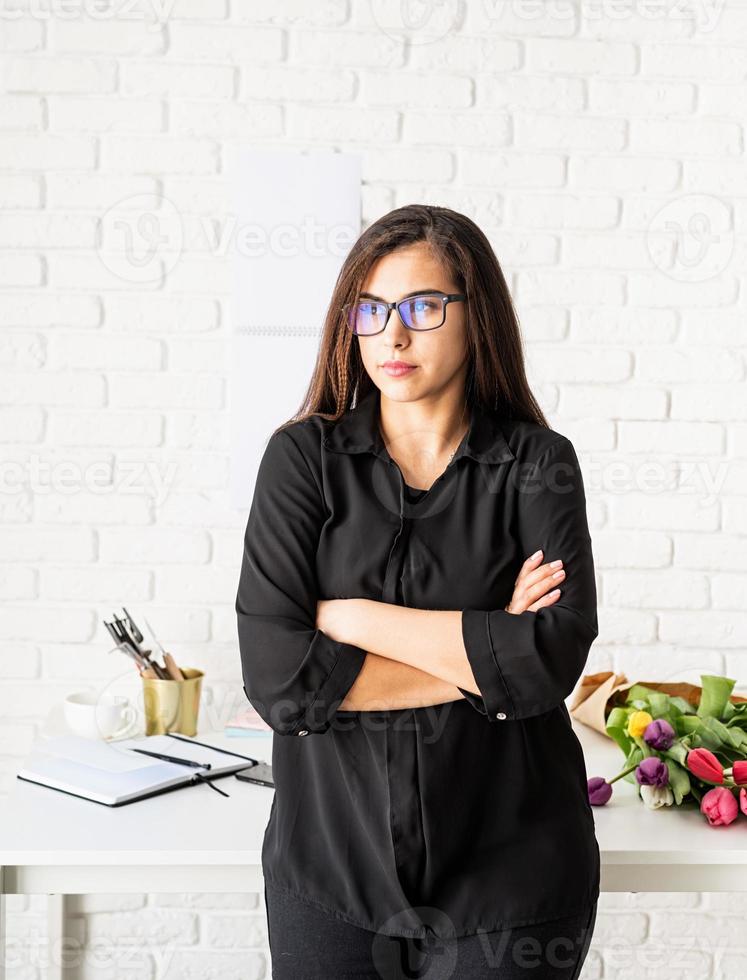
[359, 288, 446, 301]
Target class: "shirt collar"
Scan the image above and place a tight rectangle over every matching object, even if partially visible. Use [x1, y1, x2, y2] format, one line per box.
[322, 386, 515, 465]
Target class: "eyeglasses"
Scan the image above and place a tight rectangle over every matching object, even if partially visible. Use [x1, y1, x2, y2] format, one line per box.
[344, 292, 466, 336]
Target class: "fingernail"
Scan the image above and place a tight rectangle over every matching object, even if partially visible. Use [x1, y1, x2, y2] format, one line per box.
[550, 559, 563, 568]
[550, 588, 560, 596]
[553, 570, 565, 579]
[531, 549, 542, 559]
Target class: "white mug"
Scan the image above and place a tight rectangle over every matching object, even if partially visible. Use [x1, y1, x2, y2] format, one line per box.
[63, 692, 137, 740]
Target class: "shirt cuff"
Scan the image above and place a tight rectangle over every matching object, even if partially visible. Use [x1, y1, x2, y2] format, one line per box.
[456, 685, 488, 716]
[460, 608, 515, 722]
[242, 632, 368, 737]
[288, 639, 368, 736]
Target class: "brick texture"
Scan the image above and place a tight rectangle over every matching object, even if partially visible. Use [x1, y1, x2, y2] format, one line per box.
[1, 2, 746, 977]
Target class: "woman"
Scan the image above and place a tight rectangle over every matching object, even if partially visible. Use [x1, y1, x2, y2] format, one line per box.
[236, 205, 600, 979]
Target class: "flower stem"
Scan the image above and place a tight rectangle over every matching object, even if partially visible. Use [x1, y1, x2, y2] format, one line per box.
[608, 762, 640, 784]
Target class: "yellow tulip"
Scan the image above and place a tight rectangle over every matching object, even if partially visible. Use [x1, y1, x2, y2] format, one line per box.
[627, 710, 653, 738]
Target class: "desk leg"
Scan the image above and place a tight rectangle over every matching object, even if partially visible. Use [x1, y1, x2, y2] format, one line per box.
[47, 896, 65, 980]
[0, 866, 6, 980]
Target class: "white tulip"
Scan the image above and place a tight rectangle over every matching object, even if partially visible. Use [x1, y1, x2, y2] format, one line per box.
[640, 784, 674, 809]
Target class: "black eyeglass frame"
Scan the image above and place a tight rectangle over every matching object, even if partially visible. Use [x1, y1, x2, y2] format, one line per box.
[344, 292, 467, 336]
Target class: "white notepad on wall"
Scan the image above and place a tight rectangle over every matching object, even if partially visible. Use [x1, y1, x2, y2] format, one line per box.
[227, 146, 362, 510]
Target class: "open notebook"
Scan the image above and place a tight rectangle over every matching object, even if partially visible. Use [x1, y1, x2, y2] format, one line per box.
[16, 733, 259, 807]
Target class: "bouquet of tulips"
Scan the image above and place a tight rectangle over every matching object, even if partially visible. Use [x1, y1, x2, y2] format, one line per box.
[587, 674, 747, 826]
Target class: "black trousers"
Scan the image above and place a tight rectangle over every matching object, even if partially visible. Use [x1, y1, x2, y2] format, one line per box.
[264, 879, 597, 980]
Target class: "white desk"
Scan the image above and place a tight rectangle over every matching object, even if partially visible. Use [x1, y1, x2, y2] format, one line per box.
[2, 721, 746, 979]
[578, 719, 747, 891]
[0, 730, 274, 980]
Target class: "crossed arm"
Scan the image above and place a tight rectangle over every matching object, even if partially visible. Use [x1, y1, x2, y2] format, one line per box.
[335, 647, 467, 712]
[317, 544, 568, 712]
[317, 602, 474, 711]
[237, 429, 597, 735]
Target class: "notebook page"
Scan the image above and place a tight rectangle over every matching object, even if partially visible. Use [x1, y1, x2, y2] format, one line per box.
[17, 740, 192, 805]
[33, 734, 159, 773]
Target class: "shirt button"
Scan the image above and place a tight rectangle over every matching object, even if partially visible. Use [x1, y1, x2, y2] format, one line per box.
[297, 729, 309, 736]
[495, 712, 507, 720]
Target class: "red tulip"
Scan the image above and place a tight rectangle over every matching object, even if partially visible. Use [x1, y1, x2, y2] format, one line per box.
[686, 748, 724, 784]
[740, 788, 747, 817]
[700, 787, 738, 826]
[732, 760, 747, 786]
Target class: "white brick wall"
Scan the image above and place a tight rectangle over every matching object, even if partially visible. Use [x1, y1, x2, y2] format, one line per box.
[2, 1, 746, 977]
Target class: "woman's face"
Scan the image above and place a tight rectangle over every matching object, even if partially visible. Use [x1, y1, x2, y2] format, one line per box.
[355, 243, 469, 404]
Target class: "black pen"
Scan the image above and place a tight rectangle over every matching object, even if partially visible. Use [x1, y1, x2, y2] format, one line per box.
[131, 748, 211, 770]
[165, 732, 261, 765]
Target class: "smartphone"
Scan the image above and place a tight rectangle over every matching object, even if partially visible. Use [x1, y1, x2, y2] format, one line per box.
[235, 762, 274, 788]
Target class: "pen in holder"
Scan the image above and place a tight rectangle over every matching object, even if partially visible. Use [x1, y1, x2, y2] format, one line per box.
[141, 668, 204, 736]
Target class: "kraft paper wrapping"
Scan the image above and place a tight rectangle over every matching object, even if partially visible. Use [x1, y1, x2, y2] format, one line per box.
[568, 671, 747, 737]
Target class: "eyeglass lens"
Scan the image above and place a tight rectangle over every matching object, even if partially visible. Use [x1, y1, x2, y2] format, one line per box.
[348, 294, 446, 335]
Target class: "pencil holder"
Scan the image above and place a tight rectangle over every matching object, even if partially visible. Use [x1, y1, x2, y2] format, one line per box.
[141, 667, 204, 736]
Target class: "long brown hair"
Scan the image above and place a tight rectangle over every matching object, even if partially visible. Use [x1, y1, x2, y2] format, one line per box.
[275, 204, 549, 435]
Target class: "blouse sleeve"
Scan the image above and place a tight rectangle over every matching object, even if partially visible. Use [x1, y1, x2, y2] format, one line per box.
[235, 427, 368, 736]
[457, 436, 598, 723]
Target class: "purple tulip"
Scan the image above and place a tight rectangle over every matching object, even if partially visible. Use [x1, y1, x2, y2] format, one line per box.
[643, 718, 675, 751]
[635, 756, 669, 787]
[588, 776, 612, 806]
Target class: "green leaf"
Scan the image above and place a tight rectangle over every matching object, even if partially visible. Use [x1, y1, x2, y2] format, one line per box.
[702, 716, 743, 750]
[606, 706, 633, 754]
[625, 684, 661, 703]
[623, 746, 643, 784]
[647, 692, 672, 718]
[665, 759, 691, 806]
[663, 742, 688, 766]
[681, 716, 703, 736]
[726, 711, 747, 732]
[670, 696, 696, 715]
[725, 728, 747, 752]
[691, 725, 725, 753]
[698, 674, 736, 720]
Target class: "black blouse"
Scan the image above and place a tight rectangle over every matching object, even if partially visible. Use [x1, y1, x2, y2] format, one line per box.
[236, 386, 600, 940]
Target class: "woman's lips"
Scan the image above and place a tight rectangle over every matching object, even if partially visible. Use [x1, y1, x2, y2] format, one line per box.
[382, 363, 417, 377]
